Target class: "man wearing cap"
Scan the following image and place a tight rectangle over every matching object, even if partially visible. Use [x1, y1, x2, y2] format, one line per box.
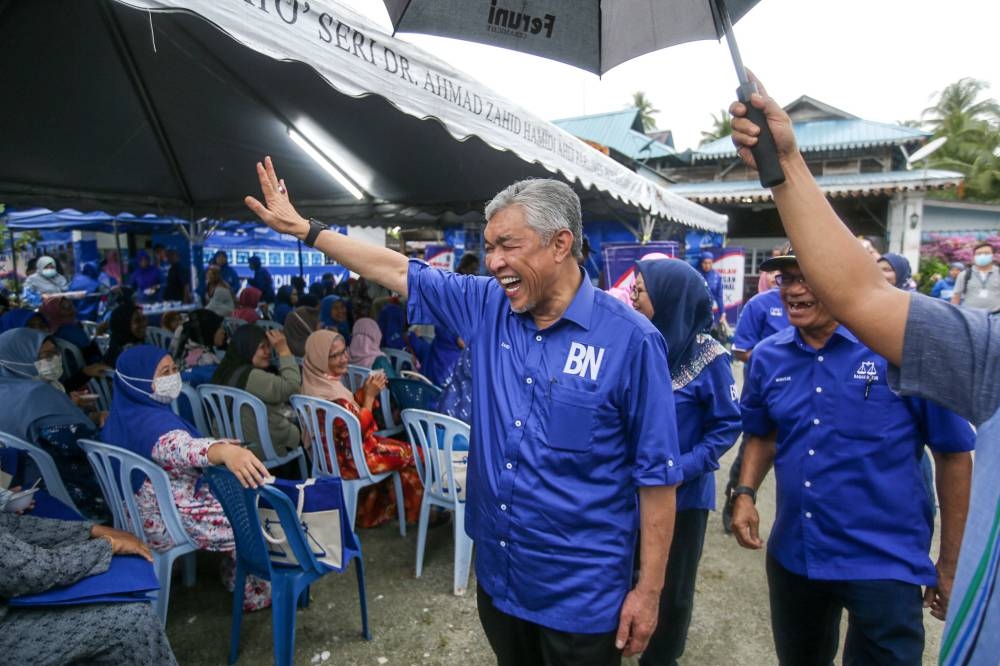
[246, 160, 682, 665]
[697, 252, 725, 323]
[931, 262, 966, 301]
[731, 251, 973, 664]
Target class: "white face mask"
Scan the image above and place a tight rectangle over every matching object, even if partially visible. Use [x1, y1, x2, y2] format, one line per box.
[41, 267, 58, 278]
[34, 356, 64, 382]
[151, 373, 183, 403]
[974, 253, 994, 267]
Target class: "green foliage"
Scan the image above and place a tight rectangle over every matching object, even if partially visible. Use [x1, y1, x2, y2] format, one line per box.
[700, 109, 733, 145]
[917, 256, 948, 295]
[631, 91, 659, 132]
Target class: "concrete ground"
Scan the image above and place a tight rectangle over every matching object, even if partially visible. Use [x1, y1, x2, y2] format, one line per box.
[166, 438, 946, 665]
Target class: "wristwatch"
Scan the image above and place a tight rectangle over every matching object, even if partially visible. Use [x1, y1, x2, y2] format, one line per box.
[730, 485, 757, 505]
[303, 217, 329, 248]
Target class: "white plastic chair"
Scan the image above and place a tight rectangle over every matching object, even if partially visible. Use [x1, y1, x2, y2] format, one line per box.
[88, 369, 115, 412]
[94, 334, 110, 355]
[197, 384, 307, 477]
[0, 430, 81, 515]
[401, 409, 473, 595]
[80, 320, 100, 338]
[145, 326, 174, 351]
[400, 370, 436, 386]
[381, 347, 416, 374]
[342, 365, 402, 438]
[170, 383, 209, 436]
[289, 394, 406, 538]
[79, 438, 197, 625]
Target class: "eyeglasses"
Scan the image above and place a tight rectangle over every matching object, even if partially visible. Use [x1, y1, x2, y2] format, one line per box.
[775, 273, 809, 287]
[328, 348, 349, 360]
[630, 284, 646, 297]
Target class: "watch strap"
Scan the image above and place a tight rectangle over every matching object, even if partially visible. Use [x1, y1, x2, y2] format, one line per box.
[303, 218, 329, 248]
[730, 485, 757, 505]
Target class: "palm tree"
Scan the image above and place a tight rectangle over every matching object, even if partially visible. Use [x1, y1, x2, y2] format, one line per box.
[699, 109, 732, 145]
[631, 91, 659, 132]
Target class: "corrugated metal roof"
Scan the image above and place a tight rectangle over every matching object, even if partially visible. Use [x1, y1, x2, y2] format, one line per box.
[553, 109, 677, 161]
[693, 119, 931, 161]
[668, 169, 963, 204]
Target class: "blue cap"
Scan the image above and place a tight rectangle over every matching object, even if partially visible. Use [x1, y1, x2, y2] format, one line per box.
[700, 251, 715, 260]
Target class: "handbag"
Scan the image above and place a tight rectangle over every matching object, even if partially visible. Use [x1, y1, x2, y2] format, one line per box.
[257, 476, 357, 571]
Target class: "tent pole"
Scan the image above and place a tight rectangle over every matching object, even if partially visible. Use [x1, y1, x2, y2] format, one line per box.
[297, 239, 305, 280]
[8, 227, 19, 298]
[113, 220, 127, 284]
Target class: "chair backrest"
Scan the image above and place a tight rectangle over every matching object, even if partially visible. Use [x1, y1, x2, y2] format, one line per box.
[389, 378, 442, 411]
[145, 326, 174, 350]
[88, 369, 115, 412]
[80, 320, 100, 337]
[52, 337, 85, 378]
[197, 384, 282, 464]
[401, 409, 470, 500]
[78, 438, 195, 550]
[255, 320, 283, 333]
[206, 466, 324, 581]
[94, 334, 110, 355]
[381, 347, 415, 374]
[341, 365, 400, 437]
[223, 317, 246, 338]
[289, 394, 378, 480]
[343, 365, 370, 393]
[399, 370, 435, 385]
[0, 429, 80, 513]
[171, 383, 209, 436]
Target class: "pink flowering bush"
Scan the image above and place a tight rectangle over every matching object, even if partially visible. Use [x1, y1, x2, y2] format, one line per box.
[921, 233, 1000, 264]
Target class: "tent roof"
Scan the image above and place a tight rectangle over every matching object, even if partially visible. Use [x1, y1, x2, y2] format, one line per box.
[0, 0, 725, 233]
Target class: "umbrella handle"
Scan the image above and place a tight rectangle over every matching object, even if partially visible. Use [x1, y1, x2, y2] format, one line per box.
[737, 87, 785, 188]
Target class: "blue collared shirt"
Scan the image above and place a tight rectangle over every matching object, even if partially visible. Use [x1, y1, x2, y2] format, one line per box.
[699, 269, 725, 321]
[741, 325, 975, 586]
[407, 260, 682, 633]
[673, 353, 741, 511]
[732, 288, 789, 353]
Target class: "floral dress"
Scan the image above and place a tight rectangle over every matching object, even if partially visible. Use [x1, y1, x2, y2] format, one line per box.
[319, 393, 423, 529]
[135, 429, 270, 610]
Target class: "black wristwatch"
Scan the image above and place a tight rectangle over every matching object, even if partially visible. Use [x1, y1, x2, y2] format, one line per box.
[303, 217, 329, 248]
[730, 485, 757, 505]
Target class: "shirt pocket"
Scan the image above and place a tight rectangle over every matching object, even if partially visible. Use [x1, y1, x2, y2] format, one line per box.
[544, 384, 599, 452]
[834, 383, 891, 441]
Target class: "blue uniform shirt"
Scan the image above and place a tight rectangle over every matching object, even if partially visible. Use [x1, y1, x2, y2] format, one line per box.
[732, 288, 789, 353]
[673, 353, 741, 511]
[699, 268, 725, 322]
[741, 325, 974, 586]
[407, 260, 682, 633]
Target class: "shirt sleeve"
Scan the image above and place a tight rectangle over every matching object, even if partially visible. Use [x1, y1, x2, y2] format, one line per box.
[152, 430, 214, 470]
[732, 299, 764, 352]
[627, 331, 683, 487]
[952, 271, 967, 297]
[905, 398, 977, 453]
[0, 530, 112, 598]
[406, 260, 493, 342]
[740, 351, 776, 436]
[889, 293, 1000, 426]
[680, 354, 742, 482]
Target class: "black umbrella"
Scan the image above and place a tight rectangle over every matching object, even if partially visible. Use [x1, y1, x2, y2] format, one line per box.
[384, 0, 784, 187]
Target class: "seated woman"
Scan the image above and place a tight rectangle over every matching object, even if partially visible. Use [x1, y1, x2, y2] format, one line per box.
[203, 266, 235, 318]
[100, 345, 271, 610]
[232, 286, 263, 325]
[67, 262, 107, 323]
[0, 308, 48, 334]
[349, 317, 394, 377]
[301, 330, 425, 528]
[319, 295, 351, 342]
[271, 285, 297, 325]
[129, 251, 162, 303]
[21, 256, 69, 308]
[0, 512, 176, 665]
[210, 327, 301, 463]
[174, 309, 226, 387]
[376, 297, 407, 350]
[103, 303, 148, 367]
[0, 328, 109, 520]
[40, 296, 103, 365]
[282, 305, 320, 358]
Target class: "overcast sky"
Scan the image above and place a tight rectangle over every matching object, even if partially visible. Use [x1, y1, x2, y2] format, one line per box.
[348, 0, 1000, 151]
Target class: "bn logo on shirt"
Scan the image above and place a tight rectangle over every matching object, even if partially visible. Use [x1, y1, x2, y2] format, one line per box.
[563, 342, 605, 381]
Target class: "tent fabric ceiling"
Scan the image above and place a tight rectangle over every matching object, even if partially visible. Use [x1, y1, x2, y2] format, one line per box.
[0, 0, 725, 232]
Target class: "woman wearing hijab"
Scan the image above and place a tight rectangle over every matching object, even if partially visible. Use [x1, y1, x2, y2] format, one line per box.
[349, 318, 394, 376]
[877, 252, 916, 291]
[174, 309, 226, 387]
[319, 295, 351, 342]
[0, 329, 108, 519]
[21, 256, 69, 307]
[210, 327, 301, 461]
[203, 266, 236, 318]
[301, 330, 426, 528]
[100, 345, 270, 610]
[40, 296, 102, 364]
[129, 251, 162, 303]
[376, 298, 407, 350]
[282, 305, 320, 358]
[0, 308, 48, 334]
[232, 286, 263, 325]
[68, 262, 106, 322]
[103, 303, 147, 367]
[271, 285, 297, 325]
[631, 259, 742, 665]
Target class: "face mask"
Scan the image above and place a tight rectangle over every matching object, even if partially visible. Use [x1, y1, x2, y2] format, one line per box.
[34, 357, 64, 382]
[974, 253, 994, 267]
[41, 268, 57, 278]
[152, 372, 183, 403]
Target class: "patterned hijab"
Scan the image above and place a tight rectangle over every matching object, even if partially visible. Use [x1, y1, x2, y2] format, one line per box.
[301, 330, 355, 406]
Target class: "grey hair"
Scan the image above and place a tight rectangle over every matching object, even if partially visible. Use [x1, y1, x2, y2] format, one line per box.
[485, 179, 583, 260]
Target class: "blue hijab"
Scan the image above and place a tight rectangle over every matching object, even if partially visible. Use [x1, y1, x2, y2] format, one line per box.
[878, 253, 913, 290]
[0, 328, 91, 440]
[101, 345, 200, 465]
[0, 308, 46, 333]
[377, 300, 406, 350]
[636, 259, 714, 379]
[320, 295, 351, 340]
[273, 286, 294, 325]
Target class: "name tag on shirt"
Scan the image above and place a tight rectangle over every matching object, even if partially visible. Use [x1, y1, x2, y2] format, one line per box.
[981, 289, 990, 299]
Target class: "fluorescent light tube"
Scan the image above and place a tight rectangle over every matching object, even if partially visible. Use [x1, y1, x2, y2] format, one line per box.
[287, 127, 365, 201]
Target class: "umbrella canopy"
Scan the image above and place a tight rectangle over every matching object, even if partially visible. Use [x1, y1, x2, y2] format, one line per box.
[0, 0, 726, 232]
[384, 0, 761, 76]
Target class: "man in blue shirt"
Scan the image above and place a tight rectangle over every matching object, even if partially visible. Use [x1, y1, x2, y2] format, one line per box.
[246, 160, 682, 665]
[697, 252, 725, 323]
[931, 262, 964, 301]
[731, 252, 973, 664]
[731, 286, 788, 363]
[246, 255, 276, 305]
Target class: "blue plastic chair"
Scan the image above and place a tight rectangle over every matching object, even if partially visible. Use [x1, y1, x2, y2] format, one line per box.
[400, 409, 474, 596]
[171, 382, 210, 436]
[389, 378, 443, 411]
[52, 337, 85, 378]
[78, 438, 198, 625]
[342, 365, 403, 438]
[88, 369, 115, 412]
[198, 384, 308, 477]
[289, 394, 406, 537]
[145, 326, 174, 351]
[205, 466, 370, 666]
[0, 429, 81, 515]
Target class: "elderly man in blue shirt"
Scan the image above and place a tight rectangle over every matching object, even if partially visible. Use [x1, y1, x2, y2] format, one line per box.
[247, 159, 682, 665]
[731, 251, 974, 664]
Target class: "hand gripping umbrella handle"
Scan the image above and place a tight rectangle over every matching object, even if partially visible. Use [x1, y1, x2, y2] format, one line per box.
[737, 84, 785, 188]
